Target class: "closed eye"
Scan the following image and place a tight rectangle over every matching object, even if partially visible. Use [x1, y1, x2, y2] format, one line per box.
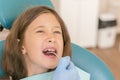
[54, 31, 62, 34]
[36, 30, 44, 33]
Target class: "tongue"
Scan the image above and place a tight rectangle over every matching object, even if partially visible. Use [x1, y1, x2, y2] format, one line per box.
[43, 51, 55, 56]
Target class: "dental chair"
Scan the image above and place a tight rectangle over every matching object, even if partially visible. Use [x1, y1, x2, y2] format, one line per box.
[0, 0, 115, 80]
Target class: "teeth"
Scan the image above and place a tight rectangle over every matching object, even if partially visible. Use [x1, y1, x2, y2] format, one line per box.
[43, 48, 59, 58]
[48, 49, 54, 52]
[44, 49, 55, 52]
[43, 48, 56, 54]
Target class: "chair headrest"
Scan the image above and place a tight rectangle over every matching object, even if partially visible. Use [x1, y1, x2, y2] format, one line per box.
[0, 0, 54, 29]
[0, 40, 5, 76]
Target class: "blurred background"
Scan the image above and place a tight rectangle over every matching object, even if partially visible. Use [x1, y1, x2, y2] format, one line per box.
[0, 0, 120, 80]
[50, 0, 120, 80]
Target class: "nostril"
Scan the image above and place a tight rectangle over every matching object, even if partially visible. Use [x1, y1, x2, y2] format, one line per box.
[47, 37, 55, 43]
[48, 40, 52, 42]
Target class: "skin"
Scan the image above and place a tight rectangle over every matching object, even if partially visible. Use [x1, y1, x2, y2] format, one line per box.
[21, 13, 63, 76]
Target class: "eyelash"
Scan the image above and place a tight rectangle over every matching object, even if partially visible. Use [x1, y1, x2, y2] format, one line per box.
[36, 30, 62, 34]
[36, 30, 44, 33]
[54, 31, 61, 34]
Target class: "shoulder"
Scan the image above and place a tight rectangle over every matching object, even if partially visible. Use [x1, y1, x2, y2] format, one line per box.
[20, 71, 54, 80]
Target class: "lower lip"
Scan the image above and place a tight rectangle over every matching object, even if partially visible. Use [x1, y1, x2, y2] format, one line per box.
[44, 54, 57, 59]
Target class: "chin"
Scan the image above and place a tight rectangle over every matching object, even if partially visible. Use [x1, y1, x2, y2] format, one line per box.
[48, 65, 57, 70]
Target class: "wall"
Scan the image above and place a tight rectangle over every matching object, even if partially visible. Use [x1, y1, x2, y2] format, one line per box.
[51, 0, 99, 48]
[51, 0, 120, 33]
[100, 0, 120, 33]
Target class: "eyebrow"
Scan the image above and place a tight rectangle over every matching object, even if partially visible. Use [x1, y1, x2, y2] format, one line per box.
[33, 25, 61, 30]
[33, 26, 44, 30]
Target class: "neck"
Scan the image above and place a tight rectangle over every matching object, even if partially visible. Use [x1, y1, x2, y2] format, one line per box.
[27, 65, 48, 76]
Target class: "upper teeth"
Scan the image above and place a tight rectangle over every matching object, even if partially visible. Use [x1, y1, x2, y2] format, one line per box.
[43, 48, 57, 54]
[43, 48, 58, 57]
[44, 49, 55, 52]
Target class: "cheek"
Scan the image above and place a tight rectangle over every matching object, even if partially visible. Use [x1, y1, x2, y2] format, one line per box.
[22, 39, 43, 55]
[58, 38, 64, 55]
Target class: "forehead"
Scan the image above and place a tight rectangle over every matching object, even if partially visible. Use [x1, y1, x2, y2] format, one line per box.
[27, 13, 61, 29]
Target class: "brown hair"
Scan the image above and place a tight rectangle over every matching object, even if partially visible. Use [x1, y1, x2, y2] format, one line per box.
[2, 6, 71, 80]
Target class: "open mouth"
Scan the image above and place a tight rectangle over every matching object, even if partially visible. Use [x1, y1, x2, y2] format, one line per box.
[43, 48, 57, 57]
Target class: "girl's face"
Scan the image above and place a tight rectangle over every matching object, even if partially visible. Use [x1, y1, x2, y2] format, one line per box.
[22, 13, 63, 75]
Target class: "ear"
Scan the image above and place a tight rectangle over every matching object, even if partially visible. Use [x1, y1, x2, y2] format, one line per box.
[21, 45, 26, 54]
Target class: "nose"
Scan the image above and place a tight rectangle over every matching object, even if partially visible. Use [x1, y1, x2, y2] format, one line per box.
[47, 34, 55, 43]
